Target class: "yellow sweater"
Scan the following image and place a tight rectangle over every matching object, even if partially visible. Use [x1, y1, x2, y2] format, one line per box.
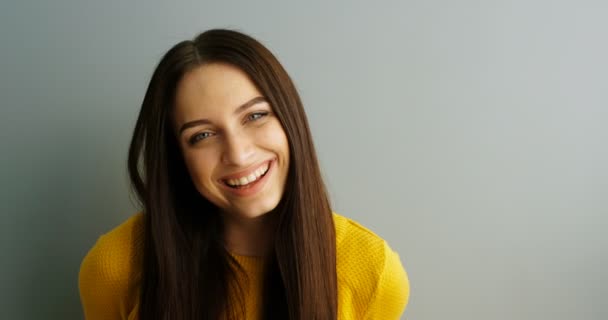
[79, 213, 409, 319]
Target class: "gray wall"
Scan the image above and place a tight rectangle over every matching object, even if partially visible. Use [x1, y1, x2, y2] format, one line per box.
[1, 1, 606, 319]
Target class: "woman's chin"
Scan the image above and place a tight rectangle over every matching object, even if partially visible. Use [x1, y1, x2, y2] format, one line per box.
[222, 204, 278, 221]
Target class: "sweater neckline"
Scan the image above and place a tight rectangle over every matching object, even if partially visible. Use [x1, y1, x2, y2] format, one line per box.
[230, 252, 267, 272]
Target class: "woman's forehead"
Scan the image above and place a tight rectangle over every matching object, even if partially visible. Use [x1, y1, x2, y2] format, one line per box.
[175, 64, 262, 113]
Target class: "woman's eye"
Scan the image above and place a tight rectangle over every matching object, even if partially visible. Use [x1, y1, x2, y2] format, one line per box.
[189, 132, 213, 144]
[247, 112, 269, 122]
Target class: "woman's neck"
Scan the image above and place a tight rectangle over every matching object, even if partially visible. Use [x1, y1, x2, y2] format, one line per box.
[222, 211, 277, 257]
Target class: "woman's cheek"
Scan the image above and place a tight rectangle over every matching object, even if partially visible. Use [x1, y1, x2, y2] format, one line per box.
[260, 121, 288, 147]
[184, 148, 215, 183]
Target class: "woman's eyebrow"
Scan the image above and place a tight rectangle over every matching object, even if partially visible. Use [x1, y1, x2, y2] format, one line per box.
[178, 96, 267, 135]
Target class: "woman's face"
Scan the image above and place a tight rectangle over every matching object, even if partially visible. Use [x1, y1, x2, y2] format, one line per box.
[173, 62, 290, 220]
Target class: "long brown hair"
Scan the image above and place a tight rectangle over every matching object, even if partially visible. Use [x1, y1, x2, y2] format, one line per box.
[127, 29, 337, 319]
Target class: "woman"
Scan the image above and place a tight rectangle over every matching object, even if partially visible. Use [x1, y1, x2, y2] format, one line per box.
[79, 29, 409, 320]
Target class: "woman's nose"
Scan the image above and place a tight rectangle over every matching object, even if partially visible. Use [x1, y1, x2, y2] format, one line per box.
[221, 130, 255, 166]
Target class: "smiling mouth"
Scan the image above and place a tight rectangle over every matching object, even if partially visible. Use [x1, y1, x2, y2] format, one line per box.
[222, 161, 271, 189]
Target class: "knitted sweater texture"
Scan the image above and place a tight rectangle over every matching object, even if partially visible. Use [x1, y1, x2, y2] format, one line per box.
[79, 212, 409, 319]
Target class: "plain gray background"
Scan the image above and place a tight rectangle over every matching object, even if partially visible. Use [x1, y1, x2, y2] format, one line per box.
[1, 0, 606, 319]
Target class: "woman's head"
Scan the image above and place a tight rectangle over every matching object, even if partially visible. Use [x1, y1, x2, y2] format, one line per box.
[174, 61, 290, 221]
[130, 29, 315, 220]
[128, 29, 337, 319]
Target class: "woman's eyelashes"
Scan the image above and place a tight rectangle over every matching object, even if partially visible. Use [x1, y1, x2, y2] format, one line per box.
[189, 131, 215, 145]
[188, 111, 271, 145]
[245, 111, 269, 123]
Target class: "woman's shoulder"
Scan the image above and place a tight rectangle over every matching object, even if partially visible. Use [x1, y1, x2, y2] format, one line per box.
[80, 212, 145, 276]
[78, 212, 144, 319]
[332, 212, 386, 253]
[332, 212, 410, 319]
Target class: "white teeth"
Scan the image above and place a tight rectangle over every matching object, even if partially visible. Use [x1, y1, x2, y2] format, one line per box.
[241, 176, 249, 185]
[255, 168, 264, 177]
[225, 162, 270, 187]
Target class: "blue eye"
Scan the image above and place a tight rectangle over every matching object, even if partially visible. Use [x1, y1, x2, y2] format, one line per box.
[247, 112, 269, 122]
[189, 132, 213, 145]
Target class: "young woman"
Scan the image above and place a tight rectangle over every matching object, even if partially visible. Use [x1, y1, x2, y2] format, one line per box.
[79, 29, 409, 320]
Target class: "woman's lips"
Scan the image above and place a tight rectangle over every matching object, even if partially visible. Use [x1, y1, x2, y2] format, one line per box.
[219, 159, 272, 181]
[219, 159, 274, 197]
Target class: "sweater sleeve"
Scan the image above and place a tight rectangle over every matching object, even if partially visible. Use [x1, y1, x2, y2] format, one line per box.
[78, 235, 123, 319]
[78, 213, 143, 320]
[365, 242, 410, 319]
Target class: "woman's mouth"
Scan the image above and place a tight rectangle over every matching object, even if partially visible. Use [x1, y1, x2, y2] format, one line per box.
[223, 162, 270, 189]
[220, 160, 273, 191]
[218, 159, 274, 197]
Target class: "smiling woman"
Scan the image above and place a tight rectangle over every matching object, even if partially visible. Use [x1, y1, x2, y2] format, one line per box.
[174, 63, 290, 224]
[78, 29, 409, 320]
